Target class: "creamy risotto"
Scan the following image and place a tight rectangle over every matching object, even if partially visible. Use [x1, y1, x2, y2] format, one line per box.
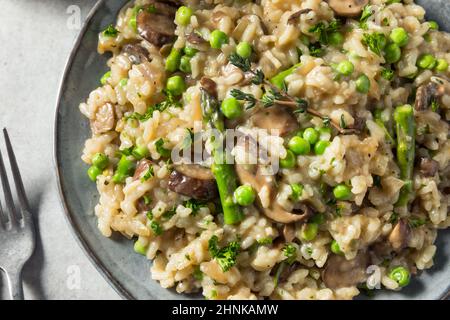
[79, 0, 450, 300]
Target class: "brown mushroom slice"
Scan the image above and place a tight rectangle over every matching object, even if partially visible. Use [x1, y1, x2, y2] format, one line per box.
[186, 32, 207, 45]
[235, 163, 310, 224]
[133, 159, 153, 181]
[122, 43, 150, 65]
[168, 164, 218, 201]
[283, 224, 296, 243]
[419, 157, 439, 177]
[287, 8, 312, 25]
[137, 7, 176, 47]
[251, 106, 298, 137]
[388, 219, 411, 252]
[92, 103, 115, 134]
[327, 0, 368, 17]
[415, 82, 445, 111]
[322, 250, 369, 289]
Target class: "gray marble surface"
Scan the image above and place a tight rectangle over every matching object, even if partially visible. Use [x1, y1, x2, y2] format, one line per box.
[0, 0, 120, 300]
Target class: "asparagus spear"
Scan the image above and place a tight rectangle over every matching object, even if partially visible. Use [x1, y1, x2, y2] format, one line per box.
[394, 104, 415, 207]
[200, 88, 244, 225]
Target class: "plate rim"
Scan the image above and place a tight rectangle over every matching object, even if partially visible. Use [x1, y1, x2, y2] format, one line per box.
[52, 0, 449, 301]
[53, 0, 134, 300]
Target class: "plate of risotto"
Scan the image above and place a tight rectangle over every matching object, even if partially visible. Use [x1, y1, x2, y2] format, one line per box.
[55, 0, 450, 300]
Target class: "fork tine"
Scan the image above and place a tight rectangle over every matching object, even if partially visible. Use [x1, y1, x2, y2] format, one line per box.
[0, 147, 17, 224]
[3, 129, 29, 212]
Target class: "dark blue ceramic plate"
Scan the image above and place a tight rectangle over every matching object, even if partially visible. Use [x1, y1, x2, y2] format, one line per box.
[54, 0, 450, 300]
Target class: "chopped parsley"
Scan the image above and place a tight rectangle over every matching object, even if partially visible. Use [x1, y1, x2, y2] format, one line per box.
[257, 237, 273, 245]
[143, 195, 152, 205]
[140, 166, 154, 182]
[309, 19, 341, 45]
[150, 221, 163, 236]
[361, 32, 387, 56]
[359, 5, 374, 30]
[282, 243, 297, 265]
[155, 139, 171, 158]
[308, 42, 324, 57]
[408, 217, 427, 228]
[193, 266, 203, 281]
[126, 91, 181, 122]
[431, 100, 440, 112]
[162, 207, 177, 220]
[146, 211, 154, 220]
[340, 114, 347, 129]
[208, 236, 241, 272]
[102, 25, 119, 37]
[389, 212, 399, 224]
[184, 199, 206, 216]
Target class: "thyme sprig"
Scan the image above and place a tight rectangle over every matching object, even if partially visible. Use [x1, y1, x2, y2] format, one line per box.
[229, 53, 356, 134]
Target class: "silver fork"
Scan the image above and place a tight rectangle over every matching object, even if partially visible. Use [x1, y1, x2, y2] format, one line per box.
[0, 129, 35, 300]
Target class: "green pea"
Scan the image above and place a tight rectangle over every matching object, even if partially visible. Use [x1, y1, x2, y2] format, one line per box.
[314, 140, 330, 155]
[356, 74, 370, 94]
[384, 43, 402, 63]
[329, 32, 344, 47]
[134, 240, 147, 255]
[428, 20, 439, 30]
[310, 213, 325, 225]
[288, 136, 310, 155]
[165, 49, 182, 72]
[290, 183, 304, 201]
[280, 150, 296, 169]
[132, 146, 149, 160]
[100, 71, 111, 85]
[417, 54, 437, 69]
[336, 60, 354, 76]
[330, 240, 343, 255]
[87, 166, 102, 182]
[166, 75, 186, 96]
[333, 184, 352, 200]
[175, 6, 193, 26]
[179, 55, 192, 73]
[301, 223, 319, 241]
[221, 97, 243, 119]
[92, 153, 109, 170]
[209, 30, 229, 49]
[389, 27, 409, 47]
[184, 46, 198, 57]
[435, 58, 449, 72]
[234, 185, 256, 206]
[236, 41, 252, 58]
[303, 128, 319, 145]
[388, 266, 410, 287]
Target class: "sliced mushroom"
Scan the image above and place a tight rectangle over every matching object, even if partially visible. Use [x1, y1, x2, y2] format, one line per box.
[122, 43, 150, 65]
[235, 157, 311, 224]
[388, 219, 411, 252]
[287, 8, 312, 25]
[415, 82, 445, 111]
[327, 0, 368, 17]
[91, 103, 115, 134]
[251, 106, 298, 137]
[133, 159, 153, 181]
[322, 250, 369, 289]
[419, 157, 439, 177]
[137, 3, 177, 47]
[136, 196, 152, 213]
[283, 224, 296, 243]
[186, 32, 206, 45]
[168, 164, 218, 201]
[200, 77, 218, 98]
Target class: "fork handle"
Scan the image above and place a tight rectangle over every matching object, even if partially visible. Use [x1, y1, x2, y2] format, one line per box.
[5, 269, 24, 300]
